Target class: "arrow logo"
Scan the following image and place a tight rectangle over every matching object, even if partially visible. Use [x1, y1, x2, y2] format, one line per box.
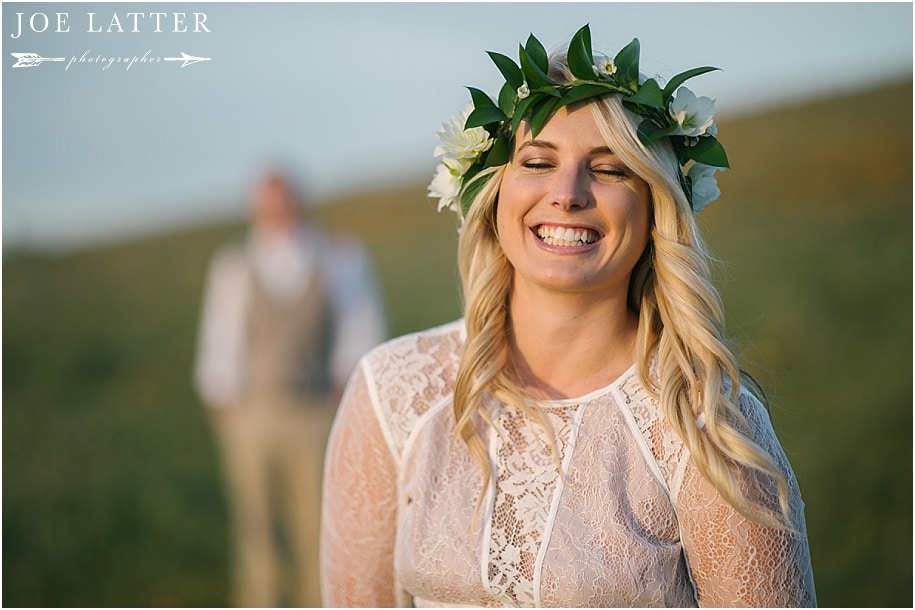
[163, 52, 210, 68]
[11, 52, 65, 68]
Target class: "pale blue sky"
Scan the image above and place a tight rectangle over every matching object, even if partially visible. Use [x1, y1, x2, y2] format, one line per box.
[3, 2, 912, 249]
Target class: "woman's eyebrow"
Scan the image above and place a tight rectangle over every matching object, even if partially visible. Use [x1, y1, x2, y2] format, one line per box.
[589, 146, 616, 156]
[517, 140, 556, 153]
[516, 140, 617, 156]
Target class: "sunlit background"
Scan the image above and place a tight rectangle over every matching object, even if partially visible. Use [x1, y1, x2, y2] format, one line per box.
[3, 2, 911, 249]
[3, 2, 913, 607]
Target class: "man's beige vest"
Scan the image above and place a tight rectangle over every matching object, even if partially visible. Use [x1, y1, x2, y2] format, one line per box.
[243, 263, 334, 410]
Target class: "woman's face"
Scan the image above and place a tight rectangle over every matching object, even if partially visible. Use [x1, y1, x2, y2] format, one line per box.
[496, 103, 651, 299]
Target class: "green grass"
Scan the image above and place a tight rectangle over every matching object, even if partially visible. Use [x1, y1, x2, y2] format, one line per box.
[700, 80, 913, 606]
[4, 79, 911, 607]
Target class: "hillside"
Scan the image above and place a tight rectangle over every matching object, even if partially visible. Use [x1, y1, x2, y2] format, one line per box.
[4, 78, 912, 606]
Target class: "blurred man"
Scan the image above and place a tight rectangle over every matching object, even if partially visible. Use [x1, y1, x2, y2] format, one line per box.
[193, 170, 386, 607]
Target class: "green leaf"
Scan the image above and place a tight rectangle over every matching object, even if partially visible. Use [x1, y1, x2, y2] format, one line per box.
[460, 165, 487, 217]
[662, 66, 720, 103]
[683, 136, 730, 168]
[524, 33, 549, 74]
[529, 85, 562, 98]
[483, 132, 511, 167]
[556, 83, 612, 109]
[636, 119, 676, 146]
[578, 23, 592, 56]
[465, 87, 507, 129]
[488, 51, 523, 89]
[613, 38, 641, 91]
[567, 24, 596, 80]
[678, 171, 695, 210]
[460, 162, 505, 216]
[497, 82, 516, 116]
[465, 104, 508, 129]
[624, 78, 664, 109]
[529, 96, 561, 138]
[519, 45, 556, 89]
[511, 92, 540, 134]
[466, 86, 497, 110]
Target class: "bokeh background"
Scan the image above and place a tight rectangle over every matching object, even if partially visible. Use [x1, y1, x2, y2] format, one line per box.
[3, 2, 913, 607]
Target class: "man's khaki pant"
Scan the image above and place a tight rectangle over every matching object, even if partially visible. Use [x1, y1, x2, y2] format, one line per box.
[211, 402, 334, 607]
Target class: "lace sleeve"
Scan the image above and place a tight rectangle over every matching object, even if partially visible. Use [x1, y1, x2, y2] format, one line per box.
[320, 361, 406, 607]
[676, 391, 817, 607]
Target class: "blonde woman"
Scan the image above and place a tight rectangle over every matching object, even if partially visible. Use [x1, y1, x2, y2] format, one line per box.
[321, 26, 816, 607]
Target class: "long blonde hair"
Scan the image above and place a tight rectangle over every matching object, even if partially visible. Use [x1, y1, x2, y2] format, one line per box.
[452, 52, 793, 530]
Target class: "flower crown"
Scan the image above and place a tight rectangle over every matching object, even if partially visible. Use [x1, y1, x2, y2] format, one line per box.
[429, 24, 729, 220]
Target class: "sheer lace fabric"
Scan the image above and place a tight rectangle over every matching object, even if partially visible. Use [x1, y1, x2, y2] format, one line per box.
[321, 320, 816, 607]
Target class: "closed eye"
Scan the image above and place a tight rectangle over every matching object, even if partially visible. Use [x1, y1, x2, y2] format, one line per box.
[521, 160, 555, 170]
[592, 166, 630, 178]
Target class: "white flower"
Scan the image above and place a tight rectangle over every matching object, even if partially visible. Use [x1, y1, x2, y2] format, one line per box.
[669, 87, 716, 138]
[433, 103, 494, 161]
[517, 82, 530, 99]
[592, 53, 617, 78]
[429, 104, 495, 221]
[427, 158, 468, 215]
[687, 163, 722, 212]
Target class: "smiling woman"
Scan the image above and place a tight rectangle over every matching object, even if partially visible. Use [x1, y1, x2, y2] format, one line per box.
[496, 105, 651, 302]
[320, 25, 817, 607]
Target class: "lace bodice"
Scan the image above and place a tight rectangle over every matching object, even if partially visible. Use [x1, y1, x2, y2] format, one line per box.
[321, 320, 816, 607]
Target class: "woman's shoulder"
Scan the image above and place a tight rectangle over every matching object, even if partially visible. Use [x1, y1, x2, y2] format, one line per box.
[361, 318, 465, 368]
[615, 368, 776, 496]
[358, 318, 463, 400]
[356, 319, 464, 455]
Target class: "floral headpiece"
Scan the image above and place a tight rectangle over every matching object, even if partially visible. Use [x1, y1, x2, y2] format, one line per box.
[429, 24, 729, 220]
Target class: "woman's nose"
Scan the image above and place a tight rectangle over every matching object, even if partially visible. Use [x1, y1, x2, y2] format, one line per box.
[549, 165, 591, 210]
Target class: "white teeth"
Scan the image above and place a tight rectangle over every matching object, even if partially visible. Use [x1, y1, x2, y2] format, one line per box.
[536, 225, 598, 247]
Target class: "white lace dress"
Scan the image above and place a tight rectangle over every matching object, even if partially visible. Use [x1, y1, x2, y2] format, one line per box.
[320, 320, 816, 607]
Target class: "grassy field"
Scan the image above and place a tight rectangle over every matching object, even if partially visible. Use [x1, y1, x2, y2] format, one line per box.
[4, 78, 911, 607]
